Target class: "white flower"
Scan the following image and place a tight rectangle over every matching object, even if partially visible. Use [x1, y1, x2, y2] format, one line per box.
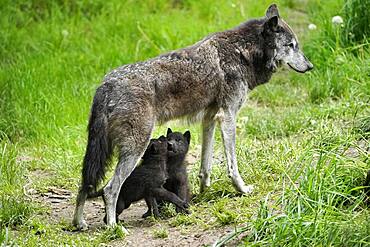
[61, 29, 69, 37]
[308, 24, 317, 30]
[332, 16, 343, 25]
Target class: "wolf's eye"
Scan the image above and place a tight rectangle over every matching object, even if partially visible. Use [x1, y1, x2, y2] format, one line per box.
[285, 43, 294, 48]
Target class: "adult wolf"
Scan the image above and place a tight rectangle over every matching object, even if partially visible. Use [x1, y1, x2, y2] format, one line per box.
[73, 4, 313, 229]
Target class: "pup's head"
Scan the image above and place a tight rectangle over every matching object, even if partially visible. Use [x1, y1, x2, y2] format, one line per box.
[142, 136, 168, 159]
[263, 4, 313, 73]
[166, 128, 191, 157]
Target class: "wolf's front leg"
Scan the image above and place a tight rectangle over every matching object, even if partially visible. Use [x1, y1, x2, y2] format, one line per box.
[219, 110, 254, 194]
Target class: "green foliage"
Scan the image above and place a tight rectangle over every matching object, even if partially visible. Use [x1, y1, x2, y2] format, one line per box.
[0, 135, 35, 229]
[101, 225, 127, 242]
[0, 0, 369, 246]
[152, 228, 169, 239]
[342, 0, 370, 45]
[0, 195, 34, 228]
[214, 0, 370, 241]
[0, 227, 9, 246]
[212, 200, 240, 225]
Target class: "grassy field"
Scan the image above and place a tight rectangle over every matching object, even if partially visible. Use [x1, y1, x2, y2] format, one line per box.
[1, 0, 369, 246]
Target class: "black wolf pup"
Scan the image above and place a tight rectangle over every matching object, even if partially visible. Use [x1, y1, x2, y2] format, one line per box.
[160, 128, 192, 213]
[88, 137, 189, 221]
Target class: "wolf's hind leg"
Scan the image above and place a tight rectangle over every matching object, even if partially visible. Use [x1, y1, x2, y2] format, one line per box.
[219, 111, 254, 194]
[199, 116, 216, 193]
[72, 188, 88, 230]
[103, 111, 154, 227]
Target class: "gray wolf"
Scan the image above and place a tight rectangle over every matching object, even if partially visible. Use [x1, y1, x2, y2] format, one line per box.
[159, 128, 191, 213]
[87, 137, 189, 222]
[73, 4, 313, 229]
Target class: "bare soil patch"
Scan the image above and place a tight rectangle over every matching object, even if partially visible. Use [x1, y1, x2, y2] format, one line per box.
[28, 153, 238, 247]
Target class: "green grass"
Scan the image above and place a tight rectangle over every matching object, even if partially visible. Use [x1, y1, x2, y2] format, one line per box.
[152, 227, 169, 239]
[1, 0, 369, 246]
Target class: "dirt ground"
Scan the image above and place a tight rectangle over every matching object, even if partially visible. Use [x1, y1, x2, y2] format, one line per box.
[28, 151, 240, 247]
[30, 186, 237, 247]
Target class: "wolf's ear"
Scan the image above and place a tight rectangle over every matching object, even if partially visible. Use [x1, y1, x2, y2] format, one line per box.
[184, 131, 191, 144]
[167, 128, 173, 136]
[264, 16, 279, 32]
[266, 4, 280, 18]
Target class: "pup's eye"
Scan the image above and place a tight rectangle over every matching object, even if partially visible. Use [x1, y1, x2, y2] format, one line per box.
[285, 43, 294, 48]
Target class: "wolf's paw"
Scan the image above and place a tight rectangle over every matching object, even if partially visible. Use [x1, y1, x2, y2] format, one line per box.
[238, 184, 254, 194]
[232, 176, 254, 194]
[72, 219, 88, 231]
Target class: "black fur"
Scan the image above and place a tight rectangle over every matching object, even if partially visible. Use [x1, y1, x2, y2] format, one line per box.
[81, 90, 112, 194]
[158, 128, 191, 213]
[88, 137, 189, 221]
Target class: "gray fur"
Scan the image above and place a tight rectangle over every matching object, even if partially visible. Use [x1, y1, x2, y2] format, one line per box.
[73, 4, 313, 229]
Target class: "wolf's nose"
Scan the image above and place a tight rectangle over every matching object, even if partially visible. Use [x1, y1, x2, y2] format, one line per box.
[307, 61, 314, 71]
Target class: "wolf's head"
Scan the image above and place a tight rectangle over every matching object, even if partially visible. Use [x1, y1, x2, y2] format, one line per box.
[166, 128, 190, 157]
[263, 4, 313, 73]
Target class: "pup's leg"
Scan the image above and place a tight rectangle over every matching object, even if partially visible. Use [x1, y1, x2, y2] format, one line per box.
[199, 116, 216, 192]
[143, 197, 159, 218]
[176, 178, 191, 213]
[152, 187, 190, 214]
[142, 197, 152, 218]
[114, 197, 128, 223]
[219, 111, 253, 194]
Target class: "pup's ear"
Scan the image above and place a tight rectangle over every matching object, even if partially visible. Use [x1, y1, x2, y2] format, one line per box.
[264, 16, 279, 32]
[150, 143, 158, 153]
[167, 128, 173, 136]
[266, 4, 280, 18]
[183, 131, 191, 144]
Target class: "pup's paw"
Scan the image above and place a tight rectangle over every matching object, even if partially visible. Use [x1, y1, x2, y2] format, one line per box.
[142, 211, 152, 218]
[176, 204, 191, 215]
[183, 208, 191, 215]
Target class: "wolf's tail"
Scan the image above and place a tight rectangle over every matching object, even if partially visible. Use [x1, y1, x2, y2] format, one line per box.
[81, 89, 112, 194]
